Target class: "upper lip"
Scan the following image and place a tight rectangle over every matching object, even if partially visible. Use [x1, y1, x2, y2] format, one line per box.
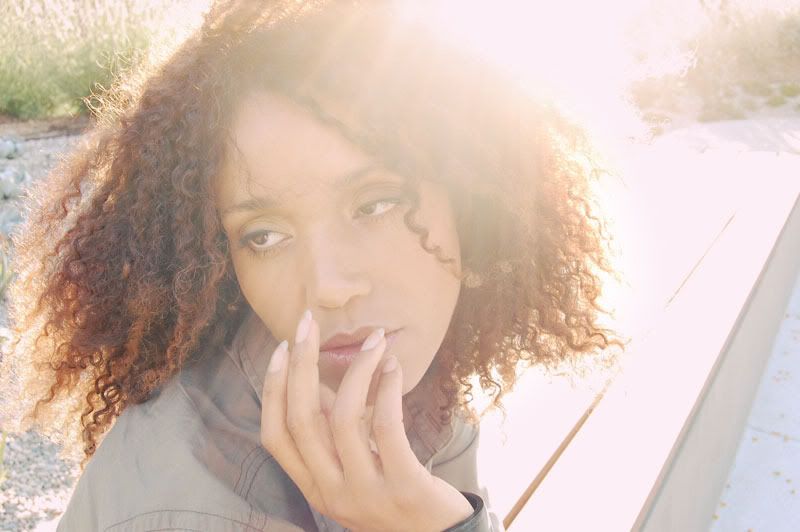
[320, 327, 395, 351]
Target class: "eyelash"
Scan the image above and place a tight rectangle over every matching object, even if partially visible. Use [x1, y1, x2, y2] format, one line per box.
[239, 196, 406, 259]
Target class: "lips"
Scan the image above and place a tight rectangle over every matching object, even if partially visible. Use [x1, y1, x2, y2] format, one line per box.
[319, 329, 402, 366]
[321, 326, 391, 351]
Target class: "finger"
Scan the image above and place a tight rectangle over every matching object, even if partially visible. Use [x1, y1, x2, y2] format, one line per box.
[364, 368, 381, 456]
[315, 378, 340, 467]
[366, 366, 381, 408]
[260, 339, 317, 494]
[286, 311, 343, 491]
[319, 382, 337, 419]
[363, 372, 381, 455]
[364, 405, 382, 471]
[330, 328, 386, 487]
[371, 356, 425, 484]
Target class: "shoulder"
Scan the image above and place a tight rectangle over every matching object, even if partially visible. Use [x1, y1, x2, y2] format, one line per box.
[428, 415, 506, 531]
[56, 354, 306, 531]
[430, 411, 480, 466]
[57, 381, 243, 530]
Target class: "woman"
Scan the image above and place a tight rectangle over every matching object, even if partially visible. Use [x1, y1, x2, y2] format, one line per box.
[0, 1, 624, 530]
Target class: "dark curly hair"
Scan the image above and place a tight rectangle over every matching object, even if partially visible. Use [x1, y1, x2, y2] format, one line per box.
[0, 0, 627, 470]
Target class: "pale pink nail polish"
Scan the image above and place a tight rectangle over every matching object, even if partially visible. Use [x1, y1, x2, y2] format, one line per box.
[360, 328, 384, 351]
[268, 340, 288, 373]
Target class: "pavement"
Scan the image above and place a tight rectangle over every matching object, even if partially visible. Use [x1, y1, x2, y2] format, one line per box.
[653, 115, 800, 532]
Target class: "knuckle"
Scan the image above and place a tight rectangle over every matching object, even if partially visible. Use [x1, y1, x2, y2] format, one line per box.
[285, 412, 308, 436]
[330, 410, 357, 433]
[306, 486, 328, 514]
[371, 413, 395, 436]
[325, 495, 352, 522]
[259, 427, 278, 450]
[392, 495, 413, 512]
[261, 382, 279, 400]
[391, 477, 422, 507]
[288, 351, 303, 369]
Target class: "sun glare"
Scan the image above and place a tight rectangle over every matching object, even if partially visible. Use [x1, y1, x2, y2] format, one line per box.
[398, 0, 653, 143]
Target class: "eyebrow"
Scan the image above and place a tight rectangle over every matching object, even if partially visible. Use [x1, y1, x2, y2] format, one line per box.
[220, 164, 381, 219]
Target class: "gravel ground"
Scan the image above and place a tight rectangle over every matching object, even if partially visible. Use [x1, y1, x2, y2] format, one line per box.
[0, 125, 87, 532]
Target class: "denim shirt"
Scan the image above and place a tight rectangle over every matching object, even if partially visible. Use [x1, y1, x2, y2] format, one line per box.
[57, 309, 504, 531]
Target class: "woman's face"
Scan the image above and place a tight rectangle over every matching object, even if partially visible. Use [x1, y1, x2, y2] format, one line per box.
[215, 90, 462, 395]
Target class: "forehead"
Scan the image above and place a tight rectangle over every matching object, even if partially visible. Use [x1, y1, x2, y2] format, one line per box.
[217, 90, 375, 204]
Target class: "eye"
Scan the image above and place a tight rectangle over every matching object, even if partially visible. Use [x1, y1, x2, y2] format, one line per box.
[357, 197, 403, 218]
[238, 196, 405, 259]
[239, 229, 289, 257]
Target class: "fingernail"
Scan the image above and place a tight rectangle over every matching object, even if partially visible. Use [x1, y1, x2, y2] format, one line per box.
[295, 309, 312, 344]
[268, 340, 288, 373]
[361, 328, 385, 351]
[382, 356, 397, 373]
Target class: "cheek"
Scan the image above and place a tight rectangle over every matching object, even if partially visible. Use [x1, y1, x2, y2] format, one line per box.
[390, 187, 462, 387]
[419, 181, 461, 269]
[231, 252, 297, 341]
[231, 252, 262, 307]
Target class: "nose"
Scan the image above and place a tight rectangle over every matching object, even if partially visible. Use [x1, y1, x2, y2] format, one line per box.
[301, 224, 372, 310]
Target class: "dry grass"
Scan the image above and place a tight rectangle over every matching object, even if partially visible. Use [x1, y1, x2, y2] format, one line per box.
[0, 0, 209, 119]
[629, 1, 800, 124]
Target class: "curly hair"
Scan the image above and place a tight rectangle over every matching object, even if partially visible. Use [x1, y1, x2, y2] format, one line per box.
[0, 0, 627, 470]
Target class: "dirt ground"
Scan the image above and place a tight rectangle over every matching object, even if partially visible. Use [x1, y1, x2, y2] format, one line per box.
[0, 114, 91, 141]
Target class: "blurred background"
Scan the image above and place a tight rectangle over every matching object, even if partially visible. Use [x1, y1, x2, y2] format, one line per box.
[2, 0, 799, 134]
[0, 0, 798, 530]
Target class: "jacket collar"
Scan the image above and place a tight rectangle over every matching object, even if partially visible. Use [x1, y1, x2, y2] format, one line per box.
[227, 309, 455, 467]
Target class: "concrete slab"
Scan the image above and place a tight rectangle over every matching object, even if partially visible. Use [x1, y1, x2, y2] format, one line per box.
[710, 269, 800, 531]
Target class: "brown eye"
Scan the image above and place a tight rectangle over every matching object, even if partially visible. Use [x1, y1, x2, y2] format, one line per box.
[239, 229, 289, 257]
[357, 198, 403, 218]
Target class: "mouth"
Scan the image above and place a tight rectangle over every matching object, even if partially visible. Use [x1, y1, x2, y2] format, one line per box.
[320, 328, 401, 366]
[320, 326, 394, 351]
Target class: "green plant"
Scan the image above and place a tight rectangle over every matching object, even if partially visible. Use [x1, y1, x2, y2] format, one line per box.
[766, 94, 787, 107]
[780, 83, 800, 98]
[697, 100, 745, 122]
[0, 0, 208, 120]
[641, 110, 672, 124]
[722, 85, 736, 98]
[741, 81, 774, 98]
[741, 97, 758, 111]
[630, 3, 800, 118]
[629, 78, 664, 110]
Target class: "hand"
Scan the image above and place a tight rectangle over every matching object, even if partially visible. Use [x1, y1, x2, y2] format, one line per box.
[260, 309, 474, 532]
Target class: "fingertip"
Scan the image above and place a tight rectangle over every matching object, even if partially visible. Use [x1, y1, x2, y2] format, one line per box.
[372, 361, 405, 438]
[267, 340, 288, 374]
[294, 309, 312, 344]
[360, 327, 386, 352]
[381, 355, 398, 374]
[376, 358, 403, 403]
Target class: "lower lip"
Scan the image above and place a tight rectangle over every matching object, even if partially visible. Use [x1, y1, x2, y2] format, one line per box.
[320, 329, 401, 366]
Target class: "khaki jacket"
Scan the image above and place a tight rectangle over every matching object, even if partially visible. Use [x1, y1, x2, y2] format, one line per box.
[57, 310, 504, 531]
